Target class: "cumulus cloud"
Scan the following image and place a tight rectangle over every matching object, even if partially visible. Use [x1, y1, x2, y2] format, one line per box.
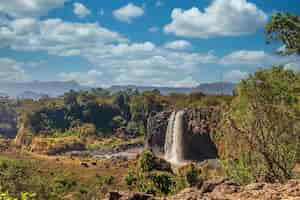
[113, 3, 144, 23]
[164, 0, 267, 38]
[164, 40, 192, 50]
[220, 50, 299, 67]
[0, 16, 221, 86]
[0, 0, 68, 18]
[0, 58, 28, 82]
[73, 2, 91, 18]
[59, 69, 102, 86]
[0, 18, 126, 55]
[224, 70, 248, 81]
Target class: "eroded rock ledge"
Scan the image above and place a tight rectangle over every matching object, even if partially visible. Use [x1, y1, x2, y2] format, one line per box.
[106, 178, 300, 200]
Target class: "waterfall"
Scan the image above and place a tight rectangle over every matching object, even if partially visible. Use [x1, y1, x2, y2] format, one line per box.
[164, 110, 185, 164]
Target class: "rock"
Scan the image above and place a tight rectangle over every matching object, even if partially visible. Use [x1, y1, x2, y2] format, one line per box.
[107, 179, 300, 200]
[106, 191, 155, 200]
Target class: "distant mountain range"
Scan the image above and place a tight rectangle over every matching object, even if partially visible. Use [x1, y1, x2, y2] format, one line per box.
[109, 82, 237, 95]
[0, 81, 237, 99]
[0, 81, 85, 98]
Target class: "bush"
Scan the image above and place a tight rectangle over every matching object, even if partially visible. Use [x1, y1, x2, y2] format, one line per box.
[185, 164, 202, 187]
[99, 175, 115, 185]
[53, 177, 77, 194]
[125, 170, 137, 186]
[222, 156, 255, 184]
[149, 172, 174, 195]
[0, 190, 36, 200]
[138, 150, 156, 172]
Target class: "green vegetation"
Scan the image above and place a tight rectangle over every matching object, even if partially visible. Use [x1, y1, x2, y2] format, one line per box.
[218, 67, 300, 183]
[124, 151, 203, 196]
[266, 12, 300, 55]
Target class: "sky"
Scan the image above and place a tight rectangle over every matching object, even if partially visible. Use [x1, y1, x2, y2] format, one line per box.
[0, 0, 299, 87]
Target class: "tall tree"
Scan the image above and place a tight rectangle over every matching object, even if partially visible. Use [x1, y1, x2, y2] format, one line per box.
[266, 12, 300, 55]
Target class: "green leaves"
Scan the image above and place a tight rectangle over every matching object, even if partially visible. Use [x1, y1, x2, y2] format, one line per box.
[266, 12, 300, 55]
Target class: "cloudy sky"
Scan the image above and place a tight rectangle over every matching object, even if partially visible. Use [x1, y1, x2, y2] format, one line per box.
[0, 0, 299, 87]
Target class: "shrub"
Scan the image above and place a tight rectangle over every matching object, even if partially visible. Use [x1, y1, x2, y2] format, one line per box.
[53, 177, 77, 194]
[185, 164, 202, 187]
[222, 156, 255, 185]
[138, 150, 156, 172]
[99, 176, 115, 185]
[125, 170, 137, 186]
[149, 172, 174, 195]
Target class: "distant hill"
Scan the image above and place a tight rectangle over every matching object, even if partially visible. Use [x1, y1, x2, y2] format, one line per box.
[109, 85, 191, 95]
[193, 82, 237, 95]
[0, 81, 237, 99]
[17, 91, 49, 100]
[0, 92, 8, 97]
[109, 82, 237, 95]
[0, 81, 86, 98]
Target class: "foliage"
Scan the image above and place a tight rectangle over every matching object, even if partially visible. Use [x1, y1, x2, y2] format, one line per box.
[138, 150, 156, 173]
[266, 12, 300, 55]
[184, 164, 202, 187]
[0, 190, 36, 200]
[99, 175, 115, 185]
[149, 172, 174, 195]
[219, 67, 300, 183]
[124, 170, 137, 186]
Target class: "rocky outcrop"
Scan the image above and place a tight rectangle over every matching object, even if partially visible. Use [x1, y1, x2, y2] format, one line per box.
[146, 111, 171, 155]
[145, 108, 219, 161]
[106, 178, 300, 200]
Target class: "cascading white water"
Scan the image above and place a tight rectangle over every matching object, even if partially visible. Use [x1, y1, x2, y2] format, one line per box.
[164, 110, 185, 164]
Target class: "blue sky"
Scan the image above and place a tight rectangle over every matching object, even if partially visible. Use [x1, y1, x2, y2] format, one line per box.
[0, 0, 299, 87]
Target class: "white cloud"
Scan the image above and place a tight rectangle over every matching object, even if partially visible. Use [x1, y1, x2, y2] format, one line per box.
[220, 50, 299, 67]
[164, 40, 192, 50]
[0, 18, 126, 55]
[148, 26, 159, 33]
[156, 1, 164, 7]
[113, 3, 144, 23]
[164, 0, 267, 38]
[224, 70, 248, 81]
[0, 0, 68, 18]
[0, 16, 220, 87]
[0, 58, 28, 82]
[59, 69, 102, 86]
[73, 2, 91, 18]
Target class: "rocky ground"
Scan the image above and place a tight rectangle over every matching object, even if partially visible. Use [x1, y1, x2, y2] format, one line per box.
[106, 178, 300, 200]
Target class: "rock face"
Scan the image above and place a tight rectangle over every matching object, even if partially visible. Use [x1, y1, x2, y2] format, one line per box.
[145, 108, 219, 161]
[146, 111, 171, 155]
[106, 178, 300, 200]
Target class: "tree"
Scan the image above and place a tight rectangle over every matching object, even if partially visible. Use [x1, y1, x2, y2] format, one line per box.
[220, 67, 300, 183]
[266, 12, 300, 55]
